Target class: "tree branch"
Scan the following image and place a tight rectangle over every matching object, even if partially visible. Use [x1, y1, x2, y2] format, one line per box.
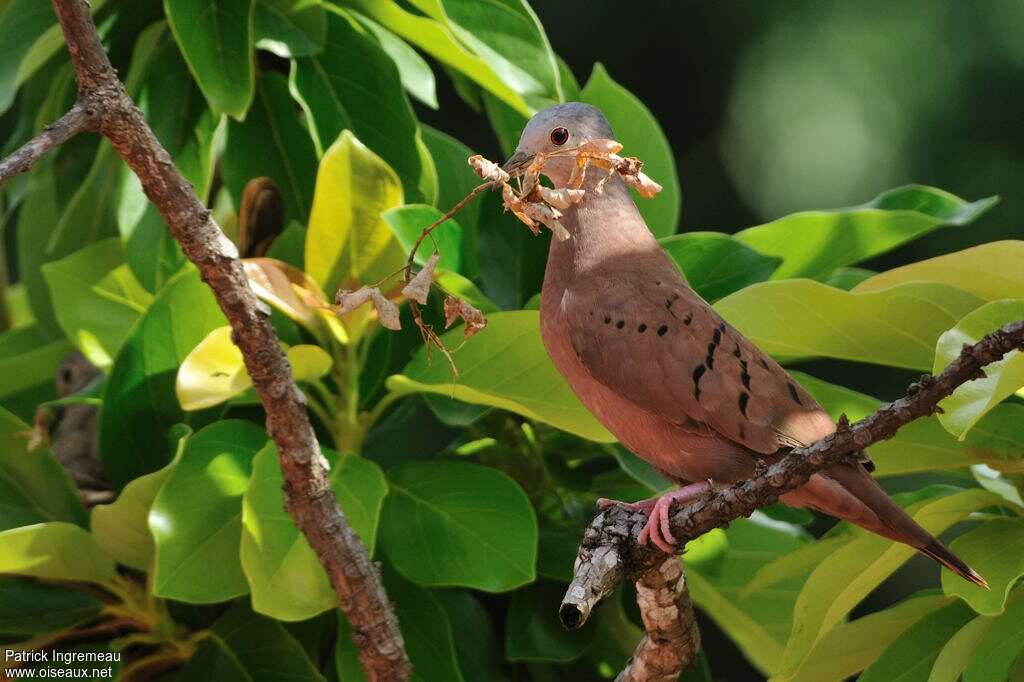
[0, 2, 411, 679]
[564, 319, 1024, 678]
[0, 102, 96, 183]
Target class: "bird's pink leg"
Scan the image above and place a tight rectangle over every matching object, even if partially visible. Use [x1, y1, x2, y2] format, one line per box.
[600, 481, 713, 554]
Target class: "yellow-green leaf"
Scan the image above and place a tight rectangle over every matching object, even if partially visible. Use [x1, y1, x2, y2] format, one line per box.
[941, 518, 1024, 615]
[305, 130, 405, 294]
[0, 523, 115, 584]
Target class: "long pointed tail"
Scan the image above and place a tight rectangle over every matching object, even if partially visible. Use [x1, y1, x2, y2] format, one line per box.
[788, 462, 989, 589]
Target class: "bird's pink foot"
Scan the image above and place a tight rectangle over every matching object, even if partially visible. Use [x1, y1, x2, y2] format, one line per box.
[636, 481, 714, 554]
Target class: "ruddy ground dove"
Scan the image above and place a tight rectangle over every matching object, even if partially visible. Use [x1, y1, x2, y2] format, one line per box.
[504, 102, 985, 587]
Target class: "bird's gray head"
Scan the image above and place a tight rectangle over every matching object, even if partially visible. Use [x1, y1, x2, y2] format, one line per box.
[503, 102, 615, 187]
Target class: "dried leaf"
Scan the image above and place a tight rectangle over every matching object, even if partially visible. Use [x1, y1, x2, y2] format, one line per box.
[578, 138, 623, 157]
[522, 201, 571, 241]
[502, 184, 540, 235]
[537, 186, 585, 210]
[334, 286, 402, 330]
[444, 295, 488, 337]
[622, 171, 663, 198]
[402, 253, 439, 304]
[468, 154, 510, 184]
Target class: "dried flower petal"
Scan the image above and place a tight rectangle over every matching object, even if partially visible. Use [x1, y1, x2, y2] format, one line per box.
[444, 295, 487, 337]
[577, 138, 623, 157]
[334, 286, 402, 330]
[502, 183, 540, 234]
[401, 252, 439, 304]
[523, 201, 571, 241]
[468, 154, 509, 184]
[622, 171, 663, 198]
[537, 186, 585, 210]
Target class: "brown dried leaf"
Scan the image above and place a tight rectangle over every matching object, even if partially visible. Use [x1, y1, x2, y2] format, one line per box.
[401, 252, 439, 304]
[537, 186, 585, 210]
[334, 286, 402, 330]
[622, 171, 663, 198]
[502, 184, 540, 235]
[577, 138, 623, 157]
[444, 295, 488, 337]
[468, 154, 510, 184]
[522, 201, 571, 241]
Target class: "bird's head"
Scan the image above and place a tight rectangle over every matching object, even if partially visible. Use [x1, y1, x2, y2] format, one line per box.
[503, 102, 614, 187]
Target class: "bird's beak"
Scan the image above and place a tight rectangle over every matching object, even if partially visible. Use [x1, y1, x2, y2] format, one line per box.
[501, 150, 534, 176]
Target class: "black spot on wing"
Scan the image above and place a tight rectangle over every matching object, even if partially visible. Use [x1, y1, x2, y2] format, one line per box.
[738, 391, 750, 417]
[740, 360, 751, 389]
[637, 323, 647, 333]
[657, 325, 668, 336]
[787, 382, 803, 405]
[692, 365, 706, 399]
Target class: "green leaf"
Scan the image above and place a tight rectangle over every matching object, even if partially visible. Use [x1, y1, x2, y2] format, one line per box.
[241, 444, 387, 621]
[90, 426, 189, 571]
[100, 268, 227, 488]
[304, 130, 405, 293]
[860, 599, 976, 682]
[659, 231, 781, 302]
[0, 326, 70, 422]
[353, 12, 437, 109]
[792, 371, 1024, 478]
[934, 299, 1024, 438]
[343, 0, 533, 115]
[176, 325, 331, 410]
[179, 635, 252, 682]
[581, 63, 681, 238]
[254, 0, 326, 57]
[0, 0, 55, 114]
[506, 580, 597, 662]
[223, 70, 318, 225]
[434, 590, 508, 681]
[420, 125, 481, 274]
[211, 601, 326, 681]
[0, 406, 86, 531]
[929, 614, 996, 682]
[150, 420, 266, 602]
[735, 185, 998, 280]
[687, 515, 811, 676]
[741, 535, 854, 598]
[165, 0, 255, 118]
[335, 569, 464, 682]
[941, 518, 1024, 615]
[388, 311, 613, 442]
[41, 239, 152, 370]
[379, 459, 536, 591]
[777, 488, 1010, 679]
[383, 204, 463, 273]
[0, 577, 102, 636]
[781, 593, 952, 682]
[0, 523, 115, 584]
[856, 240, 1024, 302]
[819, 266, 875, 291]
[291, 8, 435, 203]
[714, 280, 984, 370]
[963, 593, 1024, 682]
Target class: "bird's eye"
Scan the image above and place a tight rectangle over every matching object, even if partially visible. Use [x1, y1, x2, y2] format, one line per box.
[550, 127, 569, 146]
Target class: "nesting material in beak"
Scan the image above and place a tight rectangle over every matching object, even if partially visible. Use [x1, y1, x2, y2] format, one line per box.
[502, 150, 534, 175]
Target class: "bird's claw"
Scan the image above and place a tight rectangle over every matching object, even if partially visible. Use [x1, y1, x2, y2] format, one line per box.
[635, 481, 714, 555]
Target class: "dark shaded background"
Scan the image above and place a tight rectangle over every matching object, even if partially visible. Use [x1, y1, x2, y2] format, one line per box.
[421, 3, 1023, 679]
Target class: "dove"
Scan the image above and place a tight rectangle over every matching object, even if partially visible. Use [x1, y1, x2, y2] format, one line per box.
[504, 102, 986, 587]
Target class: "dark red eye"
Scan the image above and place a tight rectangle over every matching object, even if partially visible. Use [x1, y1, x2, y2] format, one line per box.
[550, 127, 569, 145]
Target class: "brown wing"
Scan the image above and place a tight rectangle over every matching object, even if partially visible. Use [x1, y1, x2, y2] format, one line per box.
[563, 270, 835, 454]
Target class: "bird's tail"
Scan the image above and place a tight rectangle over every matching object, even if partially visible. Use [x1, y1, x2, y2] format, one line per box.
[790, 462, 989, 589]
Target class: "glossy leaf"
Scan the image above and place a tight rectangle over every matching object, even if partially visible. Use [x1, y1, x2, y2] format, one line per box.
[782, 593, 952, 682]
[0, 577, 103, 636]
[165, 0, 255, 118]
[660, 231, 781, 302]
[820, 266, 876, 290]
[581, 64, 680, 238]
[176, 325, 331, 410]
[383, 204, 463, 273]
[506, 580, 597, 662]
[354, 12, 437, 109]
[934, 299, 1024, 438]
[777, 488, 1010, 679]
[0, 406, 86, 532]
[149, 420, 266, 602]
[860, 599, 976, 682]
[41, 239, 152, 370]
[223, 70, 318, 225]
[735, 185, 998, 280]
[388, 311, 614, 443]
[929, 614, 996, 682]
[305, 130, 405, 293]
[291, 8, 435, 203]
[963, 594, 1024, 682]
[714, 280, 984, 370]
[0, 523, 115, 584]
[379, 460, 537, 591]
[793, 371, 1024, 477]
[211, 601, 326, 681]
[856, 240, 1024, 302]
[420, 125, 481, 274]
[687, 515, 811, 675]
[254, 0, 326, 57]
[435, 590, 508, 681]
[242, 257, 329, 333]
[0, 0, 54, 113]
[179, 635, 252, 682]
[0, 326, 70, 423]
[941, 518, 1024, 615]
[100, 269, 227, 488]
[241, 444, 387, 621]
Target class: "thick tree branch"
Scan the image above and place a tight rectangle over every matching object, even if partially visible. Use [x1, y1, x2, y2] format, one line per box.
[0, 102, 96, 183]
[0, 2, 411, 679]
[564, 319, 1024, 679]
